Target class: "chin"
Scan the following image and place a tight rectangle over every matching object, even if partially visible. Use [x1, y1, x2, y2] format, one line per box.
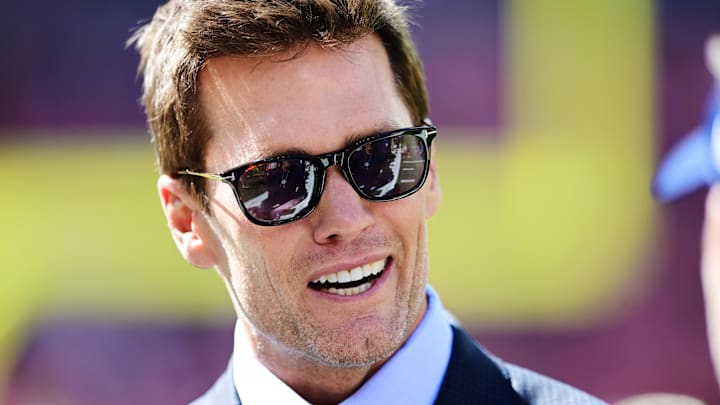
[298, 316, 412, 369]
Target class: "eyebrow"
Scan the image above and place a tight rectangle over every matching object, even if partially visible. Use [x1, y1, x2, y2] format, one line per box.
[260, 120, 406, 158]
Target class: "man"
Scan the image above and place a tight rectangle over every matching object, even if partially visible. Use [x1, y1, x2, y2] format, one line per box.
[695, 36, 720, 379]
[654, 32, 720, 384]
[131, 1, 605, 403]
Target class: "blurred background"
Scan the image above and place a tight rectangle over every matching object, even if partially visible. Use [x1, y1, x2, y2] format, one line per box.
[1, 0, 719, 403]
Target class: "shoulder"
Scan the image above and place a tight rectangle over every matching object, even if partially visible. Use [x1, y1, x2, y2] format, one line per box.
[189, 360, 241, 405]
[497, 358, 607, 405]
[442, 325, 607, 405]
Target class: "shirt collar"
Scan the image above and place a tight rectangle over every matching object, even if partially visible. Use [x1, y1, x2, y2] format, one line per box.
[232, 285, 453, 405]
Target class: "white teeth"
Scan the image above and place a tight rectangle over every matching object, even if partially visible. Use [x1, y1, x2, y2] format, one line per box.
[323, 282, 372, 297]
[311, 258, 385, 285]
[362, 264, 372, 277]
[350, 267, 363, 281]
[337, 270, 351, 283]
[310, 258, 386, 297]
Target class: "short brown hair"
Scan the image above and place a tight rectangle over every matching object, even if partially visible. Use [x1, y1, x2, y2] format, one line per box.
[130, 0, 429, 205]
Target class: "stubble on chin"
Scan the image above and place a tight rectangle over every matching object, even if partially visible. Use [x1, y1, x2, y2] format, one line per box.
[287, 294, 415, 369]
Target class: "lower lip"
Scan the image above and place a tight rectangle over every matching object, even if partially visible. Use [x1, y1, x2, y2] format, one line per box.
[308, 258, 392, 301]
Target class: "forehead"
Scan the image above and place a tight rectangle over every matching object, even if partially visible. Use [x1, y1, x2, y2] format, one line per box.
[198, 34, 412, 172]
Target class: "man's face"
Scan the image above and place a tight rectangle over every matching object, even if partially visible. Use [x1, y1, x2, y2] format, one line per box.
[190, 35, 440, 368]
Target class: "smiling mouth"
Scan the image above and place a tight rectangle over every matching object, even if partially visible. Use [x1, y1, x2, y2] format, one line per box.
[308, 258, 387, 296]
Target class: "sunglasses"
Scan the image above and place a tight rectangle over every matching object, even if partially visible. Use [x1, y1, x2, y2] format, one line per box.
[178, 125, 437, 226]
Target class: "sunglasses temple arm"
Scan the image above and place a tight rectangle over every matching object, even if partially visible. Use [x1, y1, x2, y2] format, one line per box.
[177, 170, 229, 182]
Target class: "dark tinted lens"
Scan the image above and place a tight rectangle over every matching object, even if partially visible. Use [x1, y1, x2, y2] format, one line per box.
[236, 158, 316, 222]
[348, 132, 428, 199]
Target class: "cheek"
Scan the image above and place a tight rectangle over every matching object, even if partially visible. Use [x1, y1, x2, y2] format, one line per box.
[224, 221, 305, 291]
[383, 192, 431, 226]
[378, 195, 430, 266]
[206, 201, 264, 281]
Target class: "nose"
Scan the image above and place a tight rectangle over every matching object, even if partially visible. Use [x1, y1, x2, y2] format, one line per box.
[311, 168, 374, 244]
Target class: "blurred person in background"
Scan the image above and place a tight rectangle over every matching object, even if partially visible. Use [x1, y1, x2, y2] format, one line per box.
[649, 33, 720, 404]
[131, 0, 605, 404]
[699, 33, 720, 384]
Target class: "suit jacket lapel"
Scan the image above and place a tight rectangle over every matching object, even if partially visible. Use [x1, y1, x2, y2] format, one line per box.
[433, 326, 527, 405]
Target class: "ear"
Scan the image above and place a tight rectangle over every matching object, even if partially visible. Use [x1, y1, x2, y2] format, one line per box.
[424, 146, 441, 219]
[158, 174, 217, 269]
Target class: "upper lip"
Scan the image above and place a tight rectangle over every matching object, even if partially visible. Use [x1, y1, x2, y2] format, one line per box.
[307, 254, 389, 284]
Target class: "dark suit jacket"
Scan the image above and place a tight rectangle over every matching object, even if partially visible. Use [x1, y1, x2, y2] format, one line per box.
[190, 326, 606, 405]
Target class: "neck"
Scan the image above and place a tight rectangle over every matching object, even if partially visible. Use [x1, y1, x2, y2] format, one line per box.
[235, 302, 427, 405]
